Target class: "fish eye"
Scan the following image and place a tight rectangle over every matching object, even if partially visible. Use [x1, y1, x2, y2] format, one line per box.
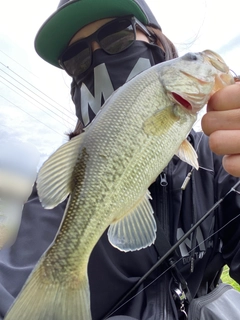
[182, 53, 198, 61]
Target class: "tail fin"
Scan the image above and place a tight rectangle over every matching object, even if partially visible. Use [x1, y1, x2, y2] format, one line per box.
[4, 262, 92, 320]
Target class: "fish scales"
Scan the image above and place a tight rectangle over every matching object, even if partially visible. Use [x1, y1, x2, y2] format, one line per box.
[41, 71, 169, 270]
[4, 50, 235, 320]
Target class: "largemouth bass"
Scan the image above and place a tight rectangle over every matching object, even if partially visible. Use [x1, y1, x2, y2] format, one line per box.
[4, 50, 234, 320]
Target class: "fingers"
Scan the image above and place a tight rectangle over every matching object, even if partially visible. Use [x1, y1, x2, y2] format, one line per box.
[202, 82, 240, 177]
[208, 130, 240, 155]
[202, 83, 240, 136]
[208, 82, 240, 111]
[202, 109, 240, 136]
[223, 155, 240, 177]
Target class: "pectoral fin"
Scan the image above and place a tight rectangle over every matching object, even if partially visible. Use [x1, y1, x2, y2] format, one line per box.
[143, 107, 178, 136]
[176, 139, 199, 169]
[108, 191, 156, 252]
[37, 134, 85, 209]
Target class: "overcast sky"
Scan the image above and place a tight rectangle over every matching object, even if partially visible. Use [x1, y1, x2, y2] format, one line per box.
[1, 0, 240, 167]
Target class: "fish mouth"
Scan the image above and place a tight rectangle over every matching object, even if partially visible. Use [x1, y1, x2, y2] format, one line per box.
[202, 50, 229, 73]
[170, 69, 215, 113]
[171, 92, 192, 111]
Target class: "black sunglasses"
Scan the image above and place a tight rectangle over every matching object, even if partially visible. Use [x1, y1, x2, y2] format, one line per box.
[58, 15, 154, 78]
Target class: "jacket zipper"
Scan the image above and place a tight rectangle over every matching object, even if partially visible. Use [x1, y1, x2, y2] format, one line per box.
[159, 171, 169, 237]
[158, 170, 173, 320]
[158, 170, 187, 319]
[160, 172, 168, 187]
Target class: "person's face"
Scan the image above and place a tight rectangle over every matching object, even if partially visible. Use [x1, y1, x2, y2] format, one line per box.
[69, 17, 150, 51]
[67, 17, 165, 127]
[59, 16, 155, 79]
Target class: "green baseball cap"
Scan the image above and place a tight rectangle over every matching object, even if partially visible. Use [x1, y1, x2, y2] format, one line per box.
[34, 0, 161, 68]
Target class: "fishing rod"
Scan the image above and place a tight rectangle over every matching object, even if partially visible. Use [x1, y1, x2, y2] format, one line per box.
[104, 179, 240, 319]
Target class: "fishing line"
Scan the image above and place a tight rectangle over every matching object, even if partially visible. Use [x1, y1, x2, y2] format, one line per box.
[104, 179, 240, 319]
[230, 69, 240, 82]
[181, 129, 218, 188]
[199, 166, 213, 172]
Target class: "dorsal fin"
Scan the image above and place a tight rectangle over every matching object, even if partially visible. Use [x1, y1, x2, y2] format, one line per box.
[37, 134, 85, 209]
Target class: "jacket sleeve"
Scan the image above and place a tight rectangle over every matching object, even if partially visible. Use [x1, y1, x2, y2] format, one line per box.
[0, 185, 65, 319]
[214, 154, 240, 284]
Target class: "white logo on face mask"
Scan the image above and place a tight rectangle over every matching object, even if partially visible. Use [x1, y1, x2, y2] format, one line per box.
[80, 58, 152, 126]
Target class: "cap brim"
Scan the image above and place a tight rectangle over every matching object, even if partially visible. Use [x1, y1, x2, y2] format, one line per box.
[34, 0, 150, 68]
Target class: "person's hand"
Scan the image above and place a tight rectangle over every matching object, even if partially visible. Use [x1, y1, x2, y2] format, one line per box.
[202, 83, 240, 177]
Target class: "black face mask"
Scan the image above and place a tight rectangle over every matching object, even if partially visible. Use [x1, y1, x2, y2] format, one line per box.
[71, 41, 165, 127]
